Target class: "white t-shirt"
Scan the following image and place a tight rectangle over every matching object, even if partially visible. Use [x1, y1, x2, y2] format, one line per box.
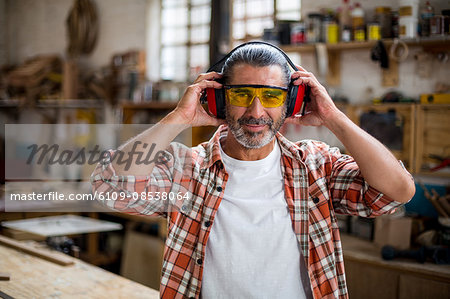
[201, 140, 311, 299]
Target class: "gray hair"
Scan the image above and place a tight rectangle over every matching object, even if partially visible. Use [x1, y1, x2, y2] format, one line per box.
[221, 43, 291, 86]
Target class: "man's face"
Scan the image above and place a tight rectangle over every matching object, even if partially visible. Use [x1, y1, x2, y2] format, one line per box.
[225, 64, 287, 149]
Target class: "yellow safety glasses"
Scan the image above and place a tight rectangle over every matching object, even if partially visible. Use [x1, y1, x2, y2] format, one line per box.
[225, 84, 288, 108]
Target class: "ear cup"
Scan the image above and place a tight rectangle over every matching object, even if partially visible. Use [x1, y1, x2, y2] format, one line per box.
[215, 89, 226, 119]
[285, 83, 310, 117]
[205, 86, 226, 119]
[285, 83, 298, 117]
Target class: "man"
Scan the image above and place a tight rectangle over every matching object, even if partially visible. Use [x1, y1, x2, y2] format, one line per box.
[91, 43, 415, 299]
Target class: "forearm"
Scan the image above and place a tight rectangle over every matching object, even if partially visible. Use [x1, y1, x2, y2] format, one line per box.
[325, 110, 415, 203]
[112, 111, 190, 176]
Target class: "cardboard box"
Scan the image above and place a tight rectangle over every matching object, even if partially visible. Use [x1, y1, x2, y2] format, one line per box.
[374, 216, 412, 250]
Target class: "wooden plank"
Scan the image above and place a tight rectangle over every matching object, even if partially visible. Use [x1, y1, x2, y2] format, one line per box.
[382, 56, 399, 87]
[326, 50, 341, 86]
[2, 228, 46, 241]
[409, 104, 416, 173]
[0, 235, 74, 266]
[87, 212, 99, 260]
[415, 105, 425, 172]
[62, 60, 79, 100]
[0, 242, 159, 298]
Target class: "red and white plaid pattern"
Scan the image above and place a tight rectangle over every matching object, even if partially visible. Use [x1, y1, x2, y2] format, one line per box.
[91, 124, 406, 298]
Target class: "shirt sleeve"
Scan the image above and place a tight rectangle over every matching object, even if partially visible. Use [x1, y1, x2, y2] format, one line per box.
[326, 146, 411, 217]
[90, 142, 187, 217]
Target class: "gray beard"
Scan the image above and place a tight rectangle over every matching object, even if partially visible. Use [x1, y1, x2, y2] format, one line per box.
[225, 106, 287, 149]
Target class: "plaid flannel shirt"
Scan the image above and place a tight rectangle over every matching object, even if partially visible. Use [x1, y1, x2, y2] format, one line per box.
[91, 124, 406, 298]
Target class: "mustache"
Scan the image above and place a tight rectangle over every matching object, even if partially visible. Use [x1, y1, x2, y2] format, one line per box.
[238, 117, 273, 126]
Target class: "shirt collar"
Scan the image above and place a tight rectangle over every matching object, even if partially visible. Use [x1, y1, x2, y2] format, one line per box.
[200, 124, 305, 169]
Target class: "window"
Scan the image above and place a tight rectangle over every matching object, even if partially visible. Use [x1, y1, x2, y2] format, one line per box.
[232, 0, 302, 44]
[160, 0, 211, 82]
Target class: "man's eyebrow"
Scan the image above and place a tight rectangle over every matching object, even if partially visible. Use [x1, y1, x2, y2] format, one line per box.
[232, 88, 251, 92]
[226, 84, 288, 90]
[263, 89, 283, 95]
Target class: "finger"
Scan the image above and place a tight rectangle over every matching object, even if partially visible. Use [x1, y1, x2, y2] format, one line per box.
[285, 112, 317, 126]
[284, 116, 301, 124]
[294, 64, 308, 72]
[195, 79, 223, 90]
[194, 72, 222, 84]
[292, 76, 320, 87]
[291, 71, 313, 80]
[187, 80, 223, 98]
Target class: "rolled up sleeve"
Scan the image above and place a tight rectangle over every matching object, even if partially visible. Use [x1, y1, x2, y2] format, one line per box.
[328, 148, 408, 217]
[90, 148, 175, 217]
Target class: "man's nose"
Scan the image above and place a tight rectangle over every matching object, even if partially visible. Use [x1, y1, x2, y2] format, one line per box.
[245, 96, 265, 119]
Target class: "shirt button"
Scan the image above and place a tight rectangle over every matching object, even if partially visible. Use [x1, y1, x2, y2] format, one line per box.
[216, 186, 222, 192]
[197, 258, 203, 265]
[181, 205, 188, 211]
[204, 221, 211, 228]
[313, 197, 320, 204]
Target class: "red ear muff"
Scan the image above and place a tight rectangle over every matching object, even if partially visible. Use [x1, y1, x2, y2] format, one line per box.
[204, 87, 226, 119]
[286, 83, 310, 117]
[206, 88, 217, 117]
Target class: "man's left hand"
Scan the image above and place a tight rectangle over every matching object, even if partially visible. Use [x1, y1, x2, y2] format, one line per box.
[285, 65, 342, 128]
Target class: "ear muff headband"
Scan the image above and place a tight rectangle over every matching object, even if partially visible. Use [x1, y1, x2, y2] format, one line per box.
[203, 41, 309, 119]
[206, 41, 299, 73]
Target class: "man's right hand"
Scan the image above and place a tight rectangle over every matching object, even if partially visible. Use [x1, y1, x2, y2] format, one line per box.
[170, 72, 226, 127]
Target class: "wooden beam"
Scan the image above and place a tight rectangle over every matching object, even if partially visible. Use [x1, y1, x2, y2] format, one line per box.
[382, 56, 399, 87]
[327, 50, 341, 86]
[0, 235, 74, 266]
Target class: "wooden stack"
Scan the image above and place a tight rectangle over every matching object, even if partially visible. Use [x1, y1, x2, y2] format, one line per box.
[6, 55, 62, 104]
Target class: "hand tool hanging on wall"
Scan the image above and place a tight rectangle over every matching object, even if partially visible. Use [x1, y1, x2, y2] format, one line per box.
[66, 0, 99, 57]
[370, 40, 389, 69]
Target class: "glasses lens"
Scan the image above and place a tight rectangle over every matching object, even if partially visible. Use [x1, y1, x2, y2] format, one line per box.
[259, 88, 287, 107]
[226, 87, 287, 108]
[226, 87, 254, 107]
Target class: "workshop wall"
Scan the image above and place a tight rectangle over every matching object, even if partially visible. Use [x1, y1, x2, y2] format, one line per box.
[300, 0, 450, 103]
[5, 0, 147, 70]
[4, 0, 449, 103]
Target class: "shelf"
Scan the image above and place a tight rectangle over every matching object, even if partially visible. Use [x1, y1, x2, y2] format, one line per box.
[282, 37, 450, 87]
[36, 99, 104, 109]
[282, 37, 450, 53]
[119, 101, 178, 110]
[0, 99, 104, 109]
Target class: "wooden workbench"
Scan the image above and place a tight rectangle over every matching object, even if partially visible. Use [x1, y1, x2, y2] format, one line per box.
[0, 241, 159, 298]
